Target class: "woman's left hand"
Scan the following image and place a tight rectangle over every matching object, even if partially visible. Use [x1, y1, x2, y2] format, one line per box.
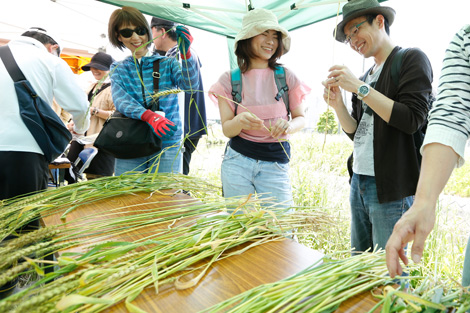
[271, 118, 290, 139]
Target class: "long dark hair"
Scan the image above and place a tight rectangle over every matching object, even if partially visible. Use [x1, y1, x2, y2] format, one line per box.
[235, 31, 284, 73]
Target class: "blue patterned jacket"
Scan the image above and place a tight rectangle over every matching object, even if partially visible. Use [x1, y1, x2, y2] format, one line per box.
[110, 53, 199, 147]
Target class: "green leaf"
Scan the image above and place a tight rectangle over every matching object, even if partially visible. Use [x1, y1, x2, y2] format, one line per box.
[125, 288, 147, 313]
[56, 294, 114, 310]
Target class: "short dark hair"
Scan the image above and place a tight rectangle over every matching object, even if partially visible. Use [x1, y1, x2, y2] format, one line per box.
[108, 6, 152, 51]
[153, 26, 177, 41]
[21, 27, 60, 55]
[364, 14, 390, 36]
[235, 31, 284, 73]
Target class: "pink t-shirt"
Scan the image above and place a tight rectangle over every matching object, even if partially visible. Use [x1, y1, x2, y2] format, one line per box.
[209, 67, 311, 143]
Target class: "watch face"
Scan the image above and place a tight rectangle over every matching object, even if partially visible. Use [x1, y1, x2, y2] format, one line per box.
[359, 85, 369, 94]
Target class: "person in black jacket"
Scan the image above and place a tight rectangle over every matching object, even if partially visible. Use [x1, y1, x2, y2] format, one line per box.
[321, 0, 433, 254]
[151, 17, 207, 175]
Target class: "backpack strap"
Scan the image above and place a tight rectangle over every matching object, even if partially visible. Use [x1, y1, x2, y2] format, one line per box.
[230, 68, 242, 115]
[151, 59, 161, 111]
[0, 46, 37, 101]
[274, 66, 289, 114]
[0, 45, 26, 82]
[230, 66, 290, 116]
[87, 82, 110, 102]
[390, 48, 409, 87]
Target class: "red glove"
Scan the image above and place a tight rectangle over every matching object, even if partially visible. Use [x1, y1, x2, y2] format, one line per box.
[175, 25, 192, 59]
[141, 110, 177, 138]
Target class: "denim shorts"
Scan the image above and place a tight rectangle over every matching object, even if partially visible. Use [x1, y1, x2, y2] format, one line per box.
[115, 144, 183, 176]
[350, 173, 413, 254]
[221, 146, 293, 210]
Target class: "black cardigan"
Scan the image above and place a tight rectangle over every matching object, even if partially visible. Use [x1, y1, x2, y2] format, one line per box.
[346, 46, 433, 203]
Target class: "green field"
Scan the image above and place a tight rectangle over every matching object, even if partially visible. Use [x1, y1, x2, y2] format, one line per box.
[191, 130, 470, 284]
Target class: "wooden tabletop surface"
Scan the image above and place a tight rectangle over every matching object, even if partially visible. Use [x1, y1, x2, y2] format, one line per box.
[42, 190, 381, 312]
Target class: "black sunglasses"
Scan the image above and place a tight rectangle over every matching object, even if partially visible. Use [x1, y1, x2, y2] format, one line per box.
[118, 26, 147, 38]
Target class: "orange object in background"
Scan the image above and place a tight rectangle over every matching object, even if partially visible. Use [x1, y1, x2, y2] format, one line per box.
[2, 38, 96, 74]
[61, 54, 92, 74]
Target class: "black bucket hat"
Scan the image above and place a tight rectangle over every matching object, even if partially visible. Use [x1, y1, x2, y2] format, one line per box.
[334, 0, 395, 42]
[81, 52, 114, 71]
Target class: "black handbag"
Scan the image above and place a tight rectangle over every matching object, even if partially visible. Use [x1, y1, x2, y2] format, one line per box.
[0, 45, 72, 163]
[94, 60, 162, 159]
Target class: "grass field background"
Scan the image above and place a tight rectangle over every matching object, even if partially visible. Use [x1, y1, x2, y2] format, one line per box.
[190, 127, 470, 284]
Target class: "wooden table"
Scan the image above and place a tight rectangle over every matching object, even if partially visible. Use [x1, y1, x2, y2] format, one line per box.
[42, 191, 381, 312]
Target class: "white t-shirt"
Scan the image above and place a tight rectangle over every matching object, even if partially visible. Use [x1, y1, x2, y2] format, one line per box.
[353, 64, 383, 176]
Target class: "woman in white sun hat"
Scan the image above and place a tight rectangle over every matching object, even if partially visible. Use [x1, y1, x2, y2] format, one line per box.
[209, 8, 311, 211]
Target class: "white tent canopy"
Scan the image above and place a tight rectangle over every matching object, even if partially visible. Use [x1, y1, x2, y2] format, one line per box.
[1, 0, 371, 57]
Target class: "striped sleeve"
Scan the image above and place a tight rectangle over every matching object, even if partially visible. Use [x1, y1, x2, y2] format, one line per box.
[173, 55, 200, 92]
[110, 59, 147, 120]
[422, 25, 470, 167]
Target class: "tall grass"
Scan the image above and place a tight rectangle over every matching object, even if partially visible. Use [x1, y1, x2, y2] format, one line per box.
[191, 129, 470, 283]
[445, 160, 470, 197]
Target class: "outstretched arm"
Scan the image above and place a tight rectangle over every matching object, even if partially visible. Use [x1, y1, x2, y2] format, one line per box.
[386, 143, 458, 277]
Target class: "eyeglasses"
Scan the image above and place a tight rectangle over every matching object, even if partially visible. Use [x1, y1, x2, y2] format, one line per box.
[344, 20, 367, 44]
[118, 26, 147, 38]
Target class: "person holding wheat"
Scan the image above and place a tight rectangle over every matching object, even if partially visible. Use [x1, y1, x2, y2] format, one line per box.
[209, 8, 310, 210]
[321, 0, 433, 254]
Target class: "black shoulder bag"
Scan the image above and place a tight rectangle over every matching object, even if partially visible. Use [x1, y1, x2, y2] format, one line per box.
[0, 45, 72, 163]
[94, 60, 162, 159]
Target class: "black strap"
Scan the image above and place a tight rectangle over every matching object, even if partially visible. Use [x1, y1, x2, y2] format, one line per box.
[390, 48, 409, 87]
[87, 82, 110, 102]
[0, 45, 27, 82]
[231, 66, 290, 116]
[152, 60, 161, 111]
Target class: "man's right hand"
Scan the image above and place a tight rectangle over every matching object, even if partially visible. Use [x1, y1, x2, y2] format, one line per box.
[141, 110, 177, 138]
[385, 202, 436, 278]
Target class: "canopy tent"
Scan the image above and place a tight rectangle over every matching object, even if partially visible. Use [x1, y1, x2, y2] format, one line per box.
[96, 0, 388, 68]
[0, 0, 388, 69]
[97, 0, 358, 39]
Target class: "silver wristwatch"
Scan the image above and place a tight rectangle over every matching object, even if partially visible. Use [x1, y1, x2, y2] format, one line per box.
[356, 83, 371, 100]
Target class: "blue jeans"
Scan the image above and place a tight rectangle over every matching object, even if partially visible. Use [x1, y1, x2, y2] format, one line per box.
[115, 144, 182, 176]
[350, 173, 413, 254]
[221, 146, 293, 210]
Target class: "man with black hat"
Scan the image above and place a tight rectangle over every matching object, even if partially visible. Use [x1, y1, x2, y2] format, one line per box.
[151, 17, 207, 175]
[321, 0, 433, 254]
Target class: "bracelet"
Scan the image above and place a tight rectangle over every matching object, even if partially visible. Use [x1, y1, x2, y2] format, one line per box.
[91, 107, 98, 116]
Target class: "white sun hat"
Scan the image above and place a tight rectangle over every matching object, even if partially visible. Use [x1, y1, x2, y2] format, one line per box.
[234, 8, 291, 54]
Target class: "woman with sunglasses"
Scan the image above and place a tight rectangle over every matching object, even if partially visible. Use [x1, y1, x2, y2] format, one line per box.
[107, 6, 199, 175]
